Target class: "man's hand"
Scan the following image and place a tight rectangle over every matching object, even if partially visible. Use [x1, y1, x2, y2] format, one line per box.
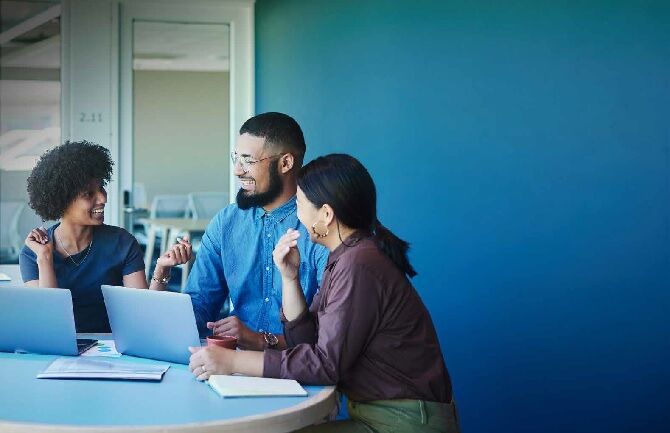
[207, 316, 263, 351]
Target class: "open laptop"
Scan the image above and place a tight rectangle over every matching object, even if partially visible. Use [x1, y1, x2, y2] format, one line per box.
[102, 285, 200, 364]
[0, 286, 97, 356]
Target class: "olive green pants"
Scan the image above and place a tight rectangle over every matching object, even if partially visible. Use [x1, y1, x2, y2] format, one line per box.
[295, 398, 460, 433]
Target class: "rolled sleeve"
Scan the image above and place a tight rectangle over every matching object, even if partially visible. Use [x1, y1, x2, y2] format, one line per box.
[283, 307, 317, 347]
[263, 349, 283, 378]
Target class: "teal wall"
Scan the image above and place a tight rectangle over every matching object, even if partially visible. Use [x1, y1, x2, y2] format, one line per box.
[255, 1, 670, 431]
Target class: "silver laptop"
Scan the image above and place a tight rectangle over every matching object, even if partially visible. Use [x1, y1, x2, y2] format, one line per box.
[0, 286, 97, 356]
[102, 285, 200, 364]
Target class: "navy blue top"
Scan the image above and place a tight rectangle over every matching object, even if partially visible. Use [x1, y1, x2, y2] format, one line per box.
[19, 224, 145, 333]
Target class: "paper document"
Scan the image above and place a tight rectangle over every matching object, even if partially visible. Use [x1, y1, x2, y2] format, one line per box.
[37, 357, 169, 381]
[81, 340, 122, 357]
[208, 375, 308, 398]
[0, 272, 11, 281]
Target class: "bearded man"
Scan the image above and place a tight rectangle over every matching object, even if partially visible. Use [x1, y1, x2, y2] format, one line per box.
[182, 112, 328, 350]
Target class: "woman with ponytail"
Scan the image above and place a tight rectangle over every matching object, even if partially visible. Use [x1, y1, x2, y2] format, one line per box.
[188, 154, 458, 433]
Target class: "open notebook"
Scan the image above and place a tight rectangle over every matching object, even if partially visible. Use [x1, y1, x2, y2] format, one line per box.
[208, 375, 307, 398]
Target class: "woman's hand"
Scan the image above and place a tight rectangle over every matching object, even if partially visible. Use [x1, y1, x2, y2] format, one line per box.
[273, 229, 301, 281]
[24, 227, 54, 261]
[156, 237, 192, 268]
[188, 346, 234, 380]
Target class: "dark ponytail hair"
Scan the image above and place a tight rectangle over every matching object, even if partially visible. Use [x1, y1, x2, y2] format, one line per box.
[298, 154, 417, 277]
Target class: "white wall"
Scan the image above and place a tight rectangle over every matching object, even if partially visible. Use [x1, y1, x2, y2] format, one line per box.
[133, 70, 229, 205]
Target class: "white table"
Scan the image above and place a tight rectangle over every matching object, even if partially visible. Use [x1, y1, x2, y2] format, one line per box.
[138, 218, 210, 288]
[0, 264, 22, 287]
[0, 339, 337, 432]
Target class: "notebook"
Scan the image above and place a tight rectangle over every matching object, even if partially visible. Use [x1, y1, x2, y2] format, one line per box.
[102, 285, 201, 364]
[0, 286, 97, 356]
[208, 375, 308, 398]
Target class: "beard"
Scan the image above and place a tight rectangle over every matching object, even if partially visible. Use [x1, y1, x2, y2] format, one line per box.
[236, 163, 283, 210]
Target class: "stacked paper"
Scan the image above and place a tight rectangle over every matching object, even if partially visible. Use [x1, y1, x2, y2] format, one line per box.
[37, 357, 169, 380]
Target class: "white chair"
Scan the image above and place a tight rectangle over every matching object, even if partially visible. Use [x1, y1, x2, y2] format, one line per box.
[133, 182, 148, 210]
[142, 193, 189, 249]
[149, 194, 189, 219]
[1, 201, 48, 264]
[1, 201, 24, 263]
[187, 191, 229, 220]
[129, 182, 150, 246]
[142, 194, 189, 280]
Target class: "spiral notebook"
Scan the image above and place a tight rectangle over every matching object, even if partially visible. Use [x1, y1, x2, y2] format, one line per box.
[208, 375, 307, 398]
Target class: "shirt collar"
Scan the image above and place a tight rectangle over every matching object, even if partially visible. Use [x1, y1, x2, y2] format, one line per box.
[326, 229, 371, 269]
[253, 195, 297, 222]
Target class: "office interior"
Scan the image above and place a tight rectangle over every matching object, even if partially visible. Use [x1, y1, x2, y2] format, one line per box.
[0, 1, 668, 432]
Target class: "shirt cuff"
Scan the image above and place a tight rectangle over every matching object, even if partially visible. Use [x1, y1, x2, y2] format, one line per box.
[283, 308, 311, 331]
[263, 349, 282, 378]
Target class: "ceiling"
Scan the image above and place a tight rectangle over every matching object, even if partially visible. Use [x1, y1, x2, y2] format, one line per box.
[0, 0, 60, 69]
[1, 1, 230, 72]
[134, 21, 230, 72]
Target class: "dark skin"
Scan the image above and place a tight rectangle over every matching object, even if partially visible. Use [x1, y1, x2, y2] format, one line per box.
[206, 133, 297, 350]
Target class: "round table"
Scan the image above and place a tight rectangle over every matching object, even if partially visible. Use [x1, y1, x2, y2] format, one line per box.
[0, 351, 336, 432]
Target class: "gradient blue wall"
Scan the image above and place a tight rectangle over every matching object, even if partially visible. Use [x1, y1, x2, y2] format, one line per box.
[255, 1, 670, 432]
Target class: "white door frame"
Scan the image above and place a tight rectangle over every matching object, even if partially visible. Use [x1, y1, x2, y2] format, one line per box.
[119, 0, 254, 227]
[61, 0, 121, 224]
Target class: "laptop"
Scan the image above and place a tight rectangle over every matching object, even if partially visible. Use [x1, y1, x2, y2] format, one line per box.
[0, 286, 98, 356]
[102, 285, 200, 364]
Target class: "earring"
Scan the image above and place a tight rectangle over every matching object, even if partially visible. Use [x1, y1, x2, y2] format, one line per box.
[311, 221, 329, 238]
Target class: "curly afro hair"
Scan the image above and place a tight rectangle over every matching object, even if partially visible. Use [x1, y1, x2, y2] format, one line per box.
[27, 141, 114, 221]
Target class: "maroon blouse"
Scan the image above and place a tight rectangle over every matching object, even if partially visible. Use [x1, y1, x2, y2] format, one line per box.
[263, 232, 453, 403]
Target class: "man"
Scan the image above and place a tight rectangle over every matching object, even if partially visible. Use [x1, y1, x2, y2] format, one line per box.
[182, 112, 328, 350]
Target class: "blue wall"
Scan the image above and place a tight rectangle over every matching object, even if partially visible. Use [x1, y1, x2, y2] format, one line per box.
[255, 1, 670, 432]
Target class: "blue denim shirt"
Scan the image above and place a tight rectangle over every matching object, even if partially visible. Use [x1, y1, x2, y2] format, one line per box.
[184, 196, 329, 335]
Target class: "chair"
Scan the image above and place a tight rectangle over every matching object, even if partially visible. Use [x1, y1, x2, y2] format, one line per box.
[133, 182, 148, 210]
[149, 194, 189, 219]
[187, 191, 229, 220]
[0, 201, 48, 264]
[0, 201, 24, 263]
[141, 194, 189, 280]
[141, 194, 189, 246]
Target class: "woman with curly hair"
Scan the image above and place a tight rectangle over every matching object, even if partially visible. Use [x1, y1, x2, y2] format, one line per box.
[19, 140, 192, 333]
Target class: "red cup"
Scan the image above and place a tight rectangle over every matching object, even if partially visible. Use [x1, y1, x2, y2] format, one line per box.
[206, 335, 238, 350]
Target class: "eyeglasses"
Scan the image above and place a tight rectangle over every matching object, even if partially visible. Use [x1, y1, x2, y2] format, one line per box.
[230, 152, 283, 171]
